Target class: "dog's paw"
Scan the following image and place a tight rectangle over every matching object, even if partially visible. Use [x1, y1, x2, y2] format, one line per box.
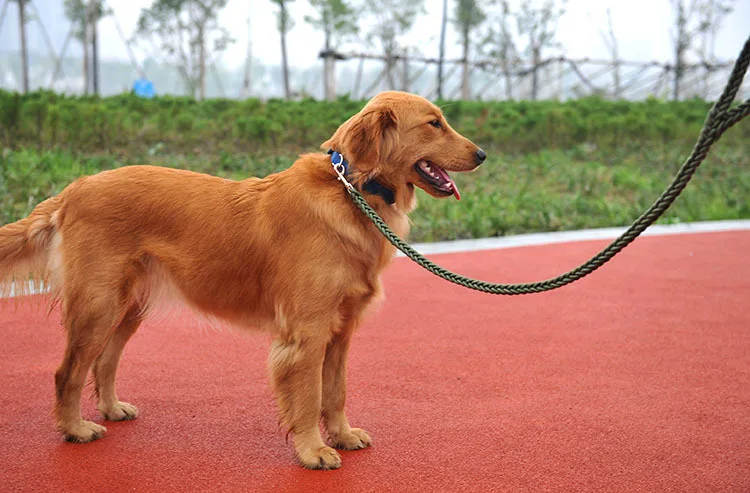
[330, 428, 372, 450]
[100, 401, 139, 421]
[297, 445, 342, 470]
[62, 420, 107, 443]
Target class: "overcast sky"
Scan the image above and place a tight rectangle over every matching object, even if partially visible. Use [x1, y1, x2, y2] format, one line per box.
[2, 0, 749, 69]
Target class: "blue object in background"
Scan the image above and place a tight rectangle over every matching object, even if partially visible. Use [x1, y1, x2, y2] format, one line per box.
[133, 78, 155, 98]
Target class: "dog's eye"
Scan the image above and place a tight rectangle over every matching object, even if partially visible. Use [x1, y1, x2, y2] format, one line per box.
[428, 120, 442, 129]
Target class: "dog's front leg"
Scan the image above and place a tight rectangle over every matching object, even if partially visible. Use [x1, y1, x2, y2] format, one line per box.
[268, 335, 341, 470]
[322, 330, 372, 450]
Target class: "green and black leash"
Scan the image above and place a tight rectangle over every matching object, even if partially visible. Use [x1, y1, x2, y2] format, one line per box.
[334, 36, 750, 295]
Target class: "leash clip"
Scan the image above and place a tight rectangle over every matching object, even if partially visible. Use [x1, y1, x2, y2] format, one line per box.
[330, 152, 355, 191]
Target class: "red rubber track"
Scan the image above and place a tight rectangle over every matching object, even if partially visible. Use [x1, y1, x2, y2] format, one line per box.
[1, 231, 749, 492]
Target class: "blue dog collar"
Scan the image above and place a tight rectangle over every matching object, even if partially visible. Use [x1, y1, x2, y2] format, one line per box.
[330, 150, 349, 176]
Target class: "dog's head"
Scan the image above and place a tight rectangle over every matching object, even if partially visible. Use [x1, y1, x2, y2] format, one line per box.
[322, 91, 485, 202]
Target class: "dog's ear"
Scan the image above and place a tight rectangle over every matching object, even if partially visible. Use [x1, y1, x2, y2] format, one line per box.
[322, 107, 399, 166]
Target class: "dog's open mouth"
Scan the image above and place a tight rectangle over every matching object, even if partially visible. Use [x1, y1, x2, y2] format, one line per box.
[414, 160, 461, 200]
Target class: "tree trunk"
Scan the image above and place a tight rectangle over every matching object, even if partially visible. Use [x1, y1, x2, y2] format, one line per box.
[673, 0, 685, 101]
[280, 3, 290, 99]
[82, 2, 89, 95]
[606, 9, 621, 98]
[199, 25, 206, 100]
[51, 25, 73, 88]
[324, 57, 336, 101]
[18, 0, 29, 93]
[436, 0, 448, 100]
[241, 0, 253, 98]
[673, 44, 683, 101]
[353, 56, 364, 98]
[613, 62, 621, 99]
[503, 68, 512, 100]
[385, 52, 395, 89]
[461, 28, 470, 100]
[401, 49, 409, 91]
[531, 48, 540, 100]
[90, 0, 99, 96]
[323, 30, 335, 101]
[701, 65, 710, 100]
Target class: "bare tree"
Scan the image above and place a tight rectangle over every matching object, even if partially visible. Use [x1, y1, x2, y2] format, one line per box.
[670, 0, 694, 100]
[670, 0, 734, 100]
[24, 1, 64, 88]
[305, 0, 358, 100]
[482, 0, 519, 100]
[454, 0, 486, 100]
[515, 0, 566, 100]
[13, 0, 29, 93]
[135, 0, 233, 100]
[599, 8, 620, 98]
[64, 0, 109, 94]
[695, 0, 734, 97]
[436, 0, 448, 100]
[695, 0, 733, 62]
[241, 0, 253, 98]
[271, 0, 294, 99]
[364, 0, 424, 90]
[89, 0, 99, 94]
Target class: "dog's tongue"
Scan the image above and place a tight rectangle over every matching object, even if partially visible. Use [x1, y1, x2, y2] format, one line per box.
[431, 164, 461, 200]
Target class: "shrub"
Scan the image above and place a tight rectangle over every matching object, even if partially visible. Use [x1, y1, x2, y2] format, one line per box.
[1, 90, 745, 157]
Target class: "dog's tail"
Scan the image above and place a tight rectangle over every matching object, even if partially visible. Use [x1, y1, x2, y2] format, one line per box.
[0, 194, 63, 298]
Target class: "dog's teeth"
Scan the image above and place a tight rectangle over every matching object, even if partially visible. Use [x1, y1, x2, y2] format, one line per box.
[420, 161, 446, 183]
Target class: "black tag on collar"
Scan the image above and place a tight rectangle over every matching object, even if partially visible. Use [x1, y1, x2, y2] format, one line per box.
[328, 149, 395, 205]
[362, 179, 395, 205]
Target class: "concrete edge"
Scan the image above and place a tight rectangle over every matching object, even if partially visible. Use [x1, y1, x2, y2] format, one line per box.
[401, 220, 750, 256]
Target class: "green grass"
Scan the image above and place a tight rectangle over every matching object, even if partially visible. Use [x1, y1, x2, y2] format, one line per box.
[411, 144, 750, 241]
[3, 139, 748, 242]
[3, 91, 748, 241]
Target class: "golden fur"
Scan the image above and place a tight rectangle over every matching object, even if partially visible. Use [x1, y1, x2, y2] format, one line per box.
[0, 91, 484, 469]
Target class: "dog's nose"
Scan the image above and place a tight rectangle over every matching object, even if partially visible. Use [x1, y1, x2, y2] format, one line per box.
[475, 149, 487, 164]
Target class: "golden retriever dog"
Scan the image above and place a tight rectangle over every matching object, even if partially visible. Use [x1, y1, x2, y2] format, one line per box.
[0, 91, 485, 469]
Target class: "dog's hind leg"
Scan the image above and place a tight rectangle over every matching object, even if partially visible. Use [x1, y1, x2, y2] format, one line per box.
[268, 332, 342, 470]
[93, 306, 143, 422]
[54, 275, 135, 443]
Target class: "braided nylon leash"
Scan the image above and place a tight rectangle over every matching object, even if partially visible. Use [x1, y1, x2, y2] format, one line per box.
[340, 36, 750, 295]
